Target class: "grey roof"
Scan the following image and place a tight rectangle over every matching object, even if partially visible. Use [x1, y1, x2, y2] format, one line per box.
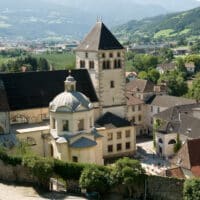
[151, 95, 195, 108]
[0, 133, 18, 148]
[157, 121, 180, 134]
[95, 112, 131, 129]
[154, 103, 200, 121]
[50, 91, 93, 112]
[126, 79, 154, 93]
[70, 137, 97, 148]
[155, 104, 200, 138]
[76, 22, 124, 51]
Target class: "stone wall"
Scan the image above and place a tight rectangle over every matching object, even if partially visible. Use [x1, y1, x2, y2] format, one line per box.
[109, 175, 184, 200]
[147, 175, 184, 200]
[0, 160, 37, 184]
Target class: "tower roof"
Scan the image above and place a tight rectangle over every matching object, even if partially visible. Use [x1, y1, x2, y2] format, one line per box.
[76, 22, 124, 51]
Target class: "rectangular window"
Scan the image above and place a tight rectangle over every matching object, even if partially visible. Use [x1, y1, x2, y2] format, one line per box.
[117, 143, 122, 151]
[78, 119, 84, 131]
[108, 145, 113, 153]
[117, 132, 122, 139]
[132, 116, 135, 123]
[52, 118, 56, 129]
[138, 105, 141, 111]
[85, 52, 88, 58]
[63, 120, 69, 131]
[108, 132, 113, 141]
[138, 115, 142, 122]
[110, 81, 115, 88]
[72, 156, 78, 162]
[80, 60, 85, 68]
[132, 105, 135, 112]
[157, 107, 160, 113]
[151, 106, 153, 112]
[126, 142, 131, 149]
[125, 130, 130, 138]
[89, 61, 94, 69]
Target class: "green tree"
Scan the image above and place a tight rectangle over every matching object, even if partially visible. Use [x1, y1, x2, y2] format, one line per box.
[184, 178, 200, 200]
[148, 68, 160, 84]
[191, 39, 200, 54]
[174, 134, 182, 153]
[38, 58, 49, 71]
[79, 166, 110, 194]
[158, 70, 188, 96]
[111, 157, 145, 198]
[185, 54, 200, 72]
[188, 73, 200, 102]
[138, 71, 148, 80]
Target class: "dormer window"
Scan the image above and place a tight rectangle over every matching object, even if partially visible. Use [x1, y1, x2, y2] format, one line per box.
[102, 53, 105, 58]
[109, 53, 113, 58]
[117, 52, 121, 57]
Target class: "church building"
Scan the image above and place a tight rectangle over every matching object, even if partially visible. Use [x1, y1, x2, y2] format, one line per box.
[0, 22, 136, 165]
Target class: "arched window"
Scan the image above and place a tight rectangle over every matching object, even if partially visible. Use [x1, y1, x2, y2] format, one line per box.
[106, 60, 110, 69]
[0, 126, 4, 134]
[117, 59, 121, 68]
[11, 115, 28, 124]
[114, 60, 117, 68]
[114, 59, 121, 69]
[103, 61, 106, 69]
[158, 138, 163, 144]
[102, 60, 110, 70]
[168, 139, 176, 145]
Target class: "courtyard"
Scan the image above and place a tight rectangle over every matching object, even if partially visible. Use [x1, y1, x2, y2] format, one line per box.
[136, 137, 170, 175]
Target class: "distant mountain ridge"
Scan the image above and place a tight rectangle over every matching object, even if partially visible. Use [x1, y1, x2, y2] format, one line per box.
[114, 6, 200, 43]
[0, 0, 200, 42]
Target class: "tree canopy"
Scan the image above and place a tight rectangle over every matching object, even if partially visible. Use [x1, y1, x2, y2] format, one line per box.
[158, 70, 188, 96]
[184, 178, 200, 200]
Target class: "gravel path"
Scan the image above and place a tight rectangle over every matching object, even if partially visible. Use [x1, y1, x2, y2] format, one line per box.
[0, 182, 86, 200]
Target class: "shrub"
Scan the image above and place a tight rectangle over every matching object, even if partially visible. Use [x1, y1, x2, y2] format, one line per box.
[23, 156, 54, 189]
[184, 178, 200, 200]
[79, 166, 111, 194]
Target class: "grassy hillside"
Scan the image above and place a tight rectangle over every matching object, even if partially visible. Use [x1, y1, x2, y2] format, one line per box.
[33, 52, 75, 70]
[114, 7, 200, 43]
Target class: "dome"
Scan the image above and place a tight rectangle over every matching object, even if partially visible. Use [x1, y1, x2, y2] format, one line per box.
[50, 91, 93, 112]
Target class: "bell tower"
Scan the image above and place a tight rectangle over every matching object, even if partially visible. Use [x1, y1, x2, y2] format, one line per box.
[75, 21, 126, 118]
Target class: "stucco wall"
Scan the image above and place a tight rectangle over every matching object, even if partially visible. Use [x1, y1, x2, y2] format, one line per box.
[10, 108, 49, 124]
[16, 128, 49, 157]
[98, 126, 136, 158]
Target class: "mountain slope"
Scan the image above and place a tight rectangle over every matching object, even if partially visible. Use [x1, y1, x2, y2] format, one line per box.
[114, 7, 200, 43]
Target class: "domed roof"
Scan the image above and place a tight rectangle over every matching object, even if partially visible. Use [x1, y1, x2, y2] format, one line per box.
[50, 91, 93, 112]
